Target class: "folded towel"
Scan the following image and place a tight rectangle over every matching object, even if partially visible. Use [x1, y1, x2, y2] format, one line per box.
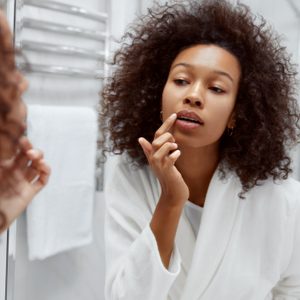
[26, 105, 97, 260]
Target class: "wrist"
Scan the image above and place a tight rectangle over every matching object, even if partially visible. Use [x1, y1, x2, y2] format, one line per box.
[158, 192, 186, 211]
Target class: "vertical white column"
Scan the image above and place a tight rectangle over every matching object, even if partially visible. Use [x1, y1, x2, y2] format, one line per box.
[0, 232, 7, 300]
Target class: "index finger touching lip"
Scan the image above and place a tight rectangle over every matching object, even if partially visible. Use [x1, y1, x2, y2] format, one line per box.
[157, 113, 177, 134]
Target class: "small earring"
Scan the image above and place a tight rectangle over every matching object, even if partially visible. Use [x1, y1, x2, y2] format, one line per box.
[160, 111, 163, 121]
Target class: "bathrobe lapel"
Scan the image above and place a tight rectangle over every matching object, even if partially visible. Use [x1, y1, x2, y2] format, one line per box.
[180, 170, 241, 300]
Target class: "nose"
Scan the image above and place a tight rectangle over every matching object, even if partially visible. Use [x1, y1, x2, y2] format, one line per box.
[183, 97, 202, 107]
[183, 83, 203, 108]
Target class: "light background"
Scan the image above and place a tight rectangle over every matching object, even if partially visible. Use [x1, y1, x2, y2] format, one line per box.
[2, 1, 300, 300]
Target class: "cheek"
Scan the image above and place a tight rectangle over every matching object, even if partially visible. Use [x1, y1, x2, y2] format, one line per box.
[161, 84, 182, 115]
[161, 86, 172, 113]
[209, 96, 236, 128]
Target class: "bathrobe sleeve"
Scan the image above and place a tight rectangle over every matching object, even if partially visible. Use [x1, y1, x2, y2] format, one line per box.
[104, 155, 181, 300]
[272, 191, 300, 300]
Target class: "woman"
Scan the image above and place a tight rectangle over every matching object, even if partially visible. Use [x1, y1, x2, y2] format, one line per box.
[0, 11, 50, 233]
[101, 0, 300, 299]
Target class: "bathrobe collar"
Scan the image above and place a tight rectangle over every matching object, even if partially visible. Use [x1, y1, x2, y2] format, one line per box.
[177, 169, 241, 300]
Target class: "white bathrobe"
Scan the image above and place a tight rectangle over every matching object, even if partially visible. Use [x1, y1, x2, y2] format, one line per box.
[104, 154, 300, 300]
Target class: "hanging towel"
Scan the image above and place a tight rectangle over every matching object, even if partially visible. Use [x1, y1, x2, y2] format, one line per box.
[26, 105, 98, 260]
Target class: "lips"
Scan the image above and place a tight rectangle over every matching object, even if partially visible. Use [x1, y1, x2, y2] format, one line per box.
[176, 110, 204, 125]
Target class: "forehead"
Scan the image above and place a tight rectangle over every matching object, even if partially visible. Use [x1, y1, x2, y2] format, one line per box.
[171, 44, 241, 80]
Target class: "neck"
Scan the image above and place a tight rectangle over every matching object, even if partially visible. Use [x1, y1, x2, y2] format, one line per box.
[175, 143, 220, 207]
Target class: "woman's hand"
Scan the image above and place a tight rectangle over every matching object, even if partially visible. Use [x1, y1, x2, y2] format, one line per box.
[0, 136, 50, 233]
[138, 113, 189, 208]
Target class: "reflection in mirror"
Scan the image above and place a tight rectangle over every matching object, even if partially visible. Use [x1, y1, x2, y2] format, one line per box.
[101, 1, 300, 299]
[3, 1, 300, 300]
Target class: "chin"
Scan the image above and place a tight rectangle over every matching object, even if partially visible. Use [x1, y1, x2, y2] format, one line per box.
[174, 133, 220, 150]
[174, 136, 206, 148]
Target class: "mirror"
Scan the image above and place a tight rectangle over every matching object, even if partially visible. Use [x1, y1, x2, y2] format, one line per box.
[5, 0, 300, 300]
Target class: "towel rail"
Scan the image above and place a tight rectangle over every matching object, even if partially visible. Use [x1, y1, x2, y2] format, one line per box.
[18, 63, 104, 79]
[20, 18, 106, 41]
[20, 0, 108, 22]
[17, 40, 105, 60]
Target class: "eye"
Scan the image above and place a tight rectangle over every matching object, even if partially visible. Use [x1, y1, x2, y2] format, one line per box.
[210, 86, 225, 94]
[174, 79, 189, 86]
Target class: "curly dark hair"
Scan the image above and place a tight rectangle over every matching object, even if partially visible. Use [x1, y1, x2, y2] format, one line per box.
[100, 0, 300, 195]
[0, 11, 26, 231]
[0, 13, 24, 150]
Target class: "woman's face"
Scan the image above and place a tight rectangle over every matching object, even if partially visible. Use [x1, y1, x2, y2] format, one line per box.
[161, 44, 241, 150]
[0, 11, 28, 160]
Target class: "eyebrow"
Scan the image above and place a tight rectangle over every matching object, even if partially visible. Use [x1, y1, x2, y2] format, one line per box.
[171, 62, 234, 83]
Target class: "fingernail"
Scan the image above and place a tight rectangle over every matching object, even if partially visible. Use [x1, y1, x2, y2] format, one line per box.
[171, 113, 177, 119]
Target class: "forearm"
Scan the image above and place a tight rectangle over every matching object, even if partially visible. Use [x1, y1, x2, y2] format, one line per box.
[150, 195, 184, 268]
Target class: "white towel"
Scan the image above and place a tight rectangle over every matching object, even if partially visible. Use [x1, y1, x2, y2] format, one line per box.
[26, 105, 98, 260]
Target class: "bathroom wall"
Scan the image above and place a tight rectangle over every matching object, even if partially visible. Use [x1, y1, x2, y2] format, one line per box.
[242, 0, 300, 179]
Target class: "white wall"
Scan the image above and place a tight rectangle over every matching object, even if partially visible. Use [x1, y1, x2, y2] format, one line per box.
[241, 0, 300, 180]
